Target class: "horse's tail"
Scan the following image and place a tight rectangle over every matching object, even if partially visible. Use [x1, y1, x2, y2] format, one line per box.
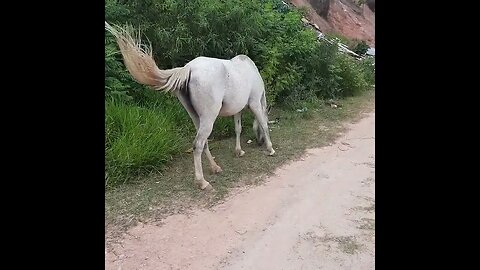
[105, 21, 190, 93]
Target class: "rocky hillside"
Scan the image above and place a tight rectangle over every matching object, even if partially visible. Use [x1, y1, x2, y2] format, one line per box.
[288, 0, 375, 46]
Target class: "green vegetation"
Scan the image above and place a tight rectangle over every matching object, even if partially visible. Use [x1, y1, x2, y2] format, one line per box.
[353, 40, 370, 56]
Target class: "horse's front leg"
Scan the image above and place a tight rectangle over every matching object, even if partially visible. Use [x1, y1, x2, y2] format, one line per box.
[234, 112, 245, 157]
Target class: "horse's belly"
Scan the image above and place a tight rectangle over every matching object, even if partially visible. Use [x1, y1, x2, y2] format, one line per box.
[218, 100, 247, 116]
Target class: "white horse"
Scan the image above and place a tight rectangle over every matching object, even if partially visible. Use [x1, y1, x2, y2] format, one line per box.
[105, 22, 275, 190]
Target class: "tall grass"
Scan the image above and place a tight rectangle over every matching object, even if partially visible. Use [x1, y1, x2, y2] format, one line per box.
[105, 97, 191, 187]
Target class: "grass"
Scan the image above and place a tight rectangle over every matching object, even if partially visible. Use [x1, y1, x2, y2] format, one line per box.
[105, 99, 193, 186]
[105, 89, 375, 240]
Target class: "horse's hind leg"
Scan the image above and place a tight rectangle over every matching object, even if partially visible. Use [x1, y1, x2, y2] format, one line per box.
[234, 112, 245, 157]
[193, 119, 216, 190]
[249, 102, 275, 156]
[177, 92, 222, 189]
[204, 141, 222, 173]
[253, 119, 265, 146]
[176, 92, 222, 175]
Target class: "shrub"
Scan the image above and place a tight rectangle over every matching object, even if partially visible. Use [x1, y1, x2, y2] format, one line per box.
[353, 40, 369, 56]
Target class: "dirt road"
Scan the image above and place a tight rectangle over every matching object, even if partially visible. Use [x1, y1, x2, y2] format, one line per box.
[106, 112, 375, 270]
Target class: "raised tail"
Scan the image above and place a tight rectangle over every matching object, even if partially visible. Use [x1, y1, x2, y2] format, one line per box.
[105, 21, 190, 93]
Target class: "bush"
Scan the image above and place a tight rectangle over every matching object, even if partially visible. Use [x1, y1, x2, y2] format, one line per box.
[359, 56, 375, 85]
[106, 0, 373, 104]
[353, 40, 369, 56]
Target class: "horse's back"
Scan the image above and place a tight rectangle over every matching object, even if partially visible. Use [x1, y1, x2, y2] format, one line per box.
[186, 55, 260, 80]
[227, 55, 263, 87]
[185, 55, 264, 116]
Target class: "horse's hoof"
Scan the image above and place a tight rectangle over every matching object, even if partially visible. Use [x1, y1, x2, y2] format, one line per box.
[197, 179, 213, 191]
[268, 149, 276, 156]
[202, 183, 214, 192]
[236, 150, 245, 157]
[211, 164, 223, 174]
